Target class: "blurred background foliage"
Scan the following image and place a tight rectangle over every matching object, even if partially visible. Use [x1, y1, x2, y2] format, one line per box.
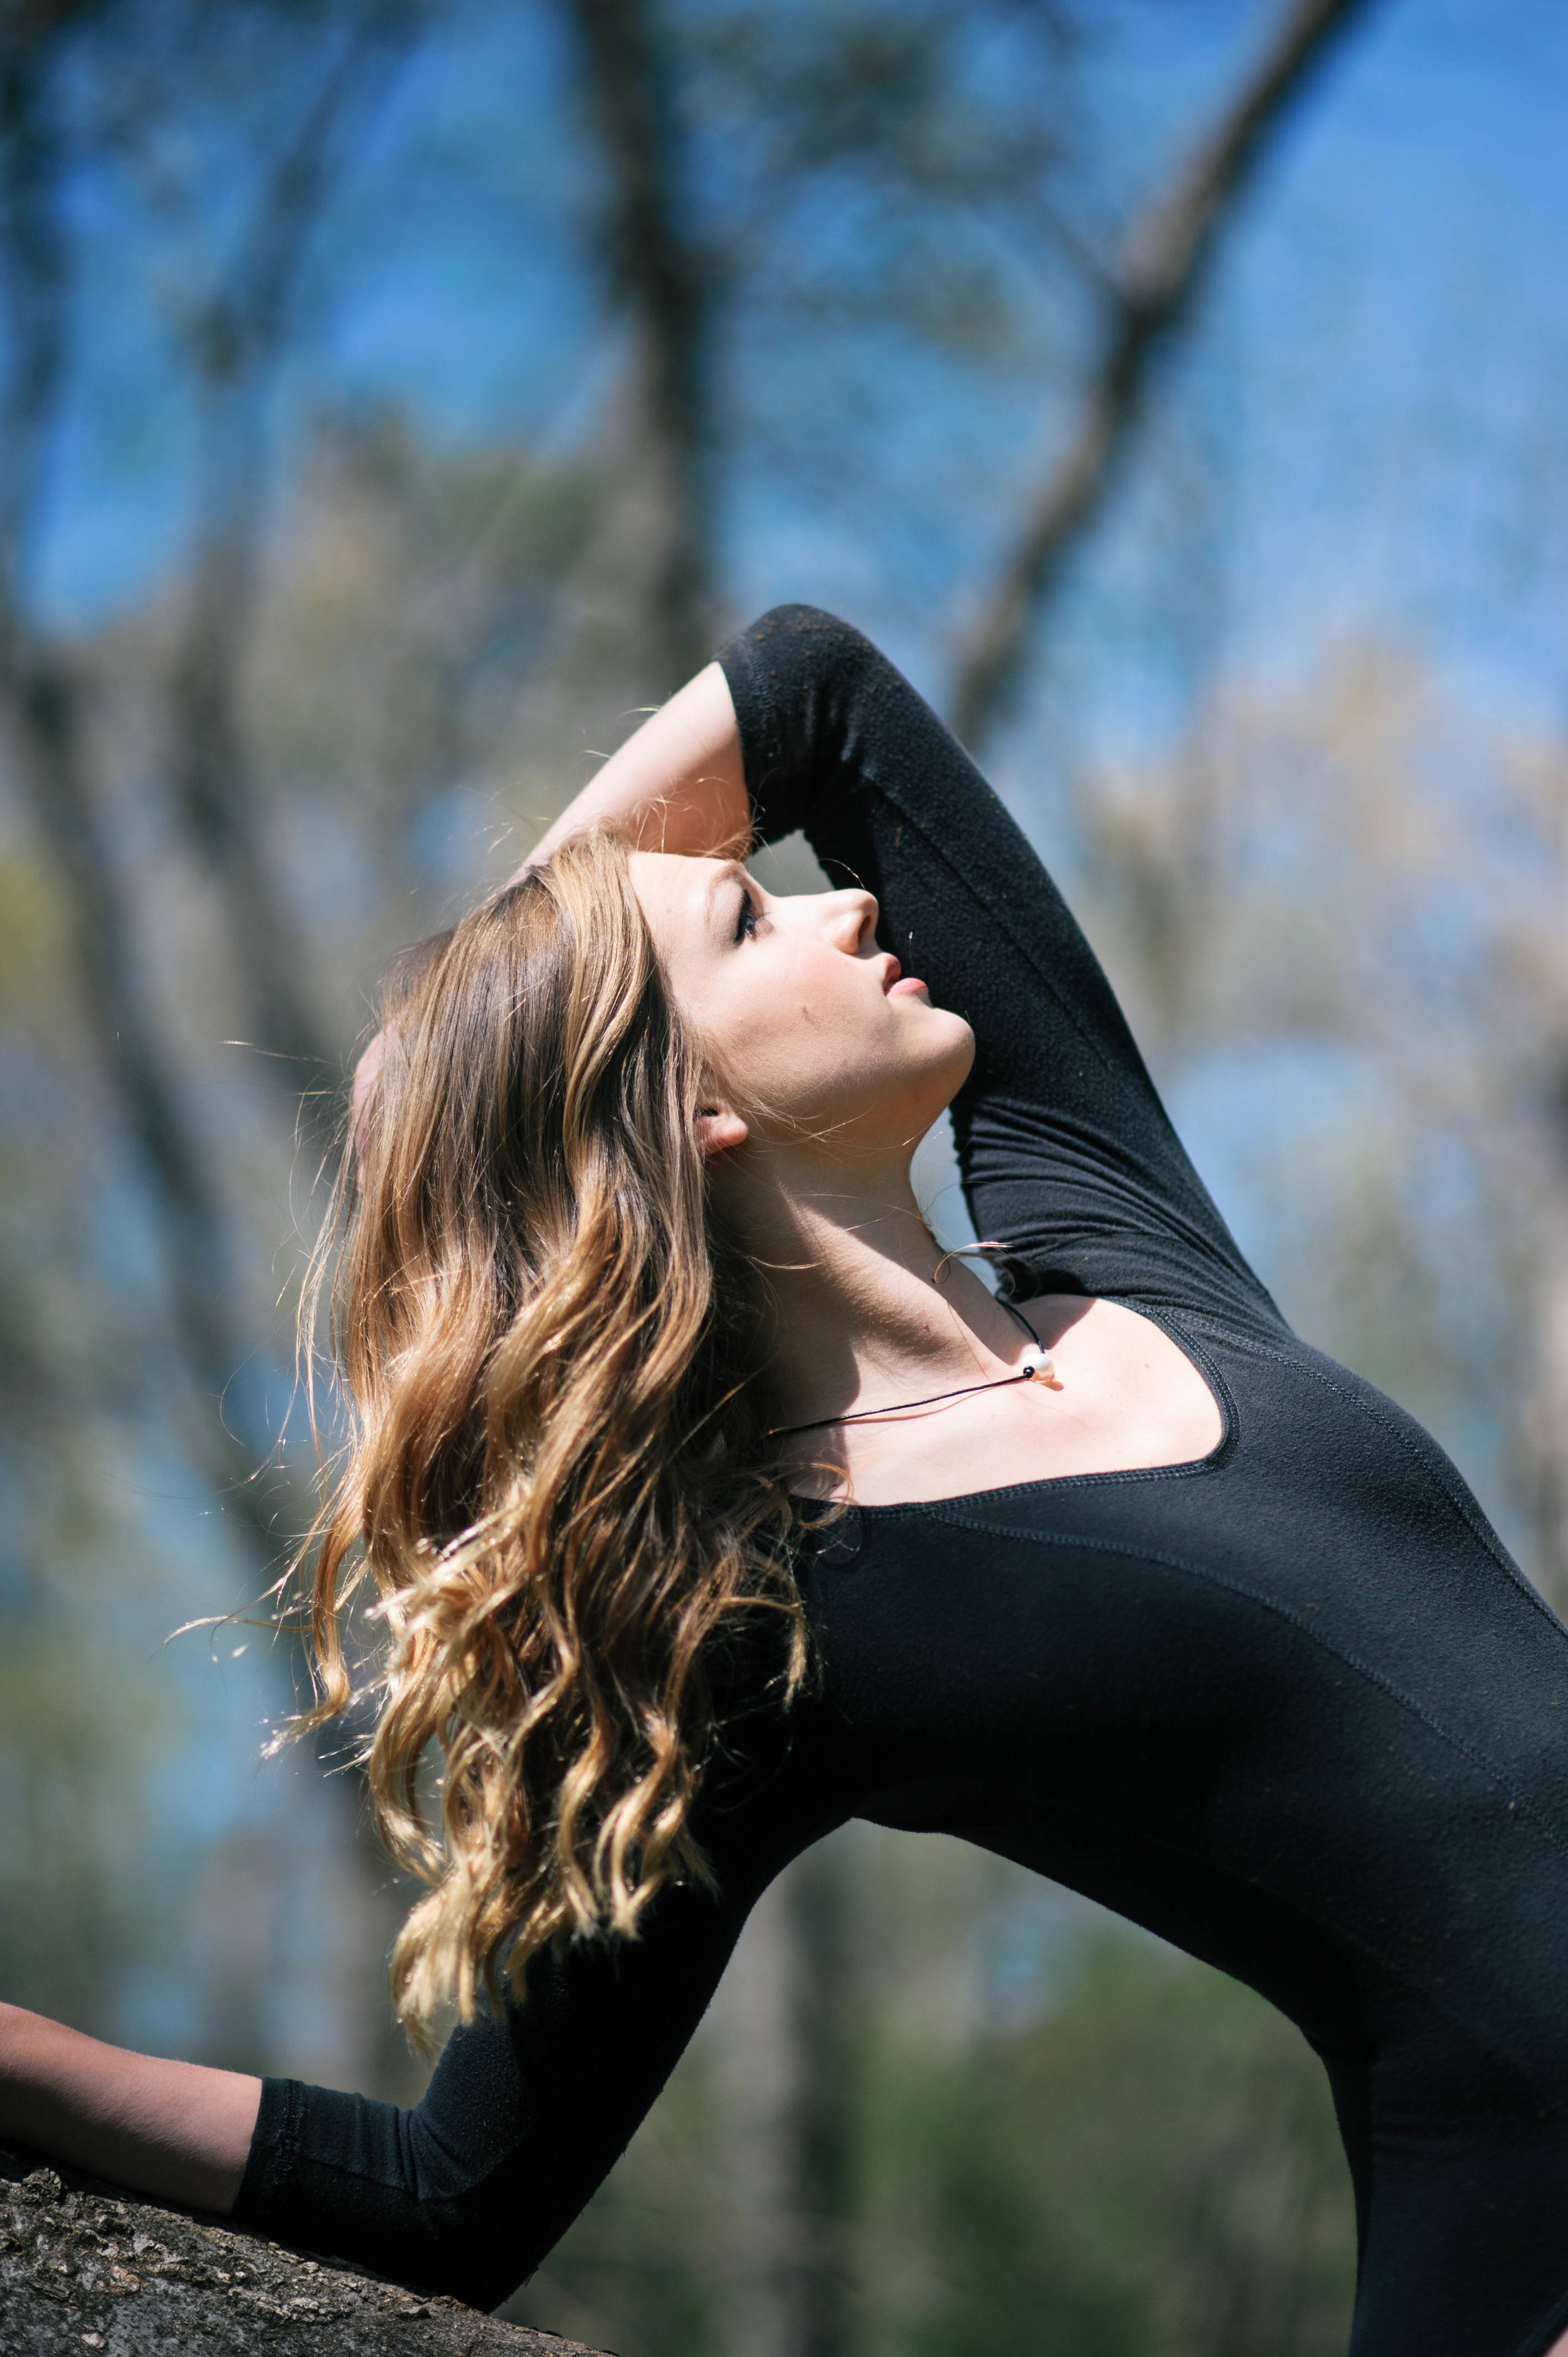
[3, 0, 1567, 2349]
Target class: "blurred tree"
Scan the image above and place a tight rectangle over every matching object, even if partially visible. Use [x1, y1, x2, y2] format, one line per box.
[566, 0, 717, 689]
[864, 1927, 1354, 2357]
[1056, 634, 1568, 1602]
[164, 0, 420, 1114]
[1, 1, 263, 1484]
[0, 0, 439, 2098]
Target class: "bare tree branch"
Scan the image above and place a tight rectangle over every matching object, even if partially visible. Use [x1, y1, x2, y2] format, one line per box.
[566, 0, 716, 689]
[169, 5, 422, 1116]
[951, 0, 1381, 750]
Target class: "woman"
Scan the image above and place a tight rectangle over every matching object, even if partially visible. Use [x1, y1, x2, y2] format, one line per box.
[4, 605, 1568, 2357]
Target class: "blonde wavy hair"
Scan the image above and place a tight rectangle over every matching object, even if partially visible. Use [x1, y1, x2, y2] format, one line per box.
[294, 831, 807, 2044]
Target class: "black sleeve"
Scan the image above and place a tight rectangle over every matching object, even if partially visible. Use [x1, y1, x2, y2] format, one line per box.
[716, 605, 1281, 1327]
[233, 1685, 840, 2310]
[232, 1879, 747, 2310]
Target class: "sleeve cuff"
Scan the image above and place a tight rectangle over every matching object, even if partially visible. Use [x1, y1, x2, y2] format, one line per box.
[231, 2074, 304, 2227]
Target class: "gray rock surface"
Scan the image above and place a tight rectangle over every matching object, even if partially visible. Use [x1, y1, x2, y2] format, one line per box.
[0, 2143, 614, 2357]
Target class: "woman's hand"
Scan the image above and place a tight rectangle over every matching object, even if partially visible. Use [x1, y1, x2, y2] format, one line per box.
[352, 659, 749, 1149]
[0, 2002, 261, 2213]
[509, 659, 748, 882]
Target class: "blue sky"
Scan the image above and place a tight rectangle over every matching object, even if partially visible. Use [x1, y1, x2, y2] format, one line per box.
[41, 0, 1568, 738]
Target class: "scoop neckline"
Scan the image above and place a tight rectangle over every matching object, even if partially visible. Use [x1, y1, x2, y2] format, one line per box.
[785, 1299, 1235, 1516]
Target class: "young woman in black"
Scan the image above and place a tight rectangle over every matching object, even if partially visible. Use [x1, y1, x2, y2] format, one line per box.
[5, 607, 1568, 2357]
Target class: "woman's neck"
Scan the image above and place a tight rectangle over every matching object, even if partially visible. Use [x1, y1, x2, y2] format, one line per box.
[721, 1150, 1025, 1434]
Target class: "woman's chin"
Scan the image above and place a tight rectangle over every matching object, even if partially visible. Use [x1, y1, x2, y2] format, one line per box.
[929, 1008, 977, 1087]
[888, 1021, 977, 1136]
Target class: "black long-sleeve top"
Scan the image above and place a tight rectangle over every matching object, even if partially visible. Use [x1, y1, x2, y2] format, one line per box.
[235, 610, 1568, 2357]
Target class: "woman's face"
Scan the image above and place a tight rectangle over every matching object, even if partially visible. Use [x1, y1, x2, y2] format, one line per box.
[628, 851, 975, 1157]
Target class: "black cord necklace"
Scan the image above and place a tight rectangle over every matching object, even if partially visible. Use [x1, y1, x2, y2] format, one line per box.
[770, 1295, 1055, 1439]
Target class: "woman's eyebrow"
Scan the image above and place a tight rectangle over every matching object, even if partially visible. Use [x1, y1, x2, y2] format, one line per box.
[704, 859, 748, 929]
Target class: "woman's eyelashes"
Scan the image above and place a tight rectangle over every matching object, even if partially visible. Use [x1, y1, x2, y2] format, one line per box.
[733, 885, 761, 943]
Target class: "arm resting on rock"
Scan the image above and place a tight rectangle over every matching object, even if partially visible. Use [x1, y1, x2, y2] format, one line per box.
[0, 2000, 260, 2213]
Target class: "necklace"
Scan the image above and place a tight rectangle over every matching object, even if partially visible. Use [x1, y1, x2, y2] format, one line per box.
[770, 1296, 1055, 1440]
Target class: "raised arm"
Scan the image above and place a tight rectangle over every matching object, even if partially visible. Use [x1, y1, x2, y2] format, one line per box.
[352, 662, 754, 1132]
[716, 605, 1280, 1326]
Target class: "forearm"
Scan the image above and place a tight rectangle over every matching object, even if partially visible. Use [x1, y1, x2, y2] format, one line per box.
[514, 661, 749, 878]
[0, 2001, 260, 2213]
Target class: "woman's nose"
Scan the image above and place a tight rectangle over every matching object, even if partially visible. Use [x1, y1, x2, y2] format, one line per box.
[823, 888, 879, 952]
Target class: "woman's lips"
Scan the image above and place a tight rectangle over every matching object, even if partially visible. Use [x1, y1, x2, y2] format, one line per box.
[880, 954, 928, 998]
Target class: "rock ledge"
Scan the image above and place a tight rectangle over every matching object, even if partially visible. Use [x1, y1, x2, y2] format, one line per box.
[0, 2142, 614, 2356]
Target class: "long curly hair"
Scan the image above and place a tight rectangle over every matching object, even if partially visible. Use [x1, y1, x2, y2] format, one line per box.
[293, 831, 807, 2045]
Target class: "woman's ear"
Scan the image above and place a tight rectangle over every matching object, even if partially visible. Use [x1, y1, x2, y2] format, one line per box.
[696, 1101, 749, 1157]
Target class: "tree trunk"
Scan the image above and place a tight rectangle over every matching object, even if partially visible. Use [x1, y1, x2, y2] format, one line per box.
[709, 1840, 858, 2357]
[0, 2142, 614, 2357]
[566, 0, 716, 692]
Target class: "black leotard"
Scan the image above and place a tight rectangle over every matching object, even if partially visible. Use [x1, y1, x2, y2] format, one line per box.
[235, 609, 1568, 2357]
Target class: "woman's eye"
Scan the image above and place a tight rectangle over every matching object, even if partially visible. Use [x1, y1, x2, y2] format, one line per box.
[734, 889, 760, 942]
